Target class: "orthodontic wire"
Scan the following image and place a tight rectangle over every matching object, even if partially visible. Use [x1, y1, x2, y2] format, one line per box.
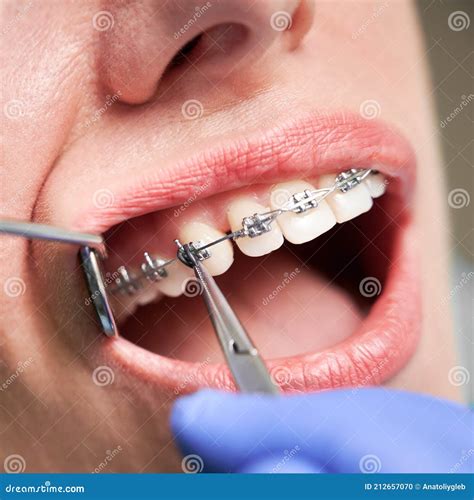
[111, 168, 378, 295]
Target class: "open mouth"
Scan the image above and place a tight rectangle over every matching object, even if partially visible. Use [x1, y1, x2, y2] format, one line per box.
[76, 112, 420, 393]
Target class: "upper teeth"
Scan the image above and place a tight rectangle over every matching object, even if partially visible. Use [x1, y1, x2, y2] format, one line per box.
[110, 169, 387, 316]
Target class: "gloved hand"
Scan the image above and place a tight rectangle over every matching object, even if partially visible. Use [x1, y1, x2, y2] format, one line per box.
[171, 387, 473, 473]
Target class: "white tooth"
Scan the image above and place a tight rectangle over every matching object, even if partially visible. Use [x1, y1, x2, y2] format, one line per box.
[135, 284, 162, 306]
[227, 198, 284, 257]
[270, 180, 336, 244]
[179, 221, 233, 276]
[365, 172, 387, 198]
[156, 259, 193, 297]
[318, 175, 373, 223]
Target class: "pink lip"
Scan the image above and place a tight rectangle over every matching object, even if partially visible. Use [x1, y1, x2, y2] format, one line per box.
[77, 111, 420, 393]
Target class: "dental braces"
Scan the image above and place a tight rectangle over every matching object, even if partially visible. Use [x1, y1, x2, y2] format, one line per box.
[111, 168, 377, 297]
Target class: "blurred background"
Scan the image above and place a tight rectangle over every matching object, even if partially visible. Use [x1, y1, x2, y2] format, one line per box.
[417, 0, 473, 401]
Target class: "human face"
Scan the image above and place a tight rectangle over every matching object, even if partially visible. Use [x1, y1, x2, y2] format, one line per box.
[1, 0, 460, 472]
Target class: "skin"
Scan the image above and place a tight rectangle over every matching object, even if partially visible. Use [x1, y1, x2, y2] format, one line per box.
[0, 0, 461, 472]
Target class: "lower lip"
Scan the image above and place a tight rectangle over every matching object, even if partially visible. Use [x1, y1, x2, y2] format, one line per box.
[104, 211, 420, 393]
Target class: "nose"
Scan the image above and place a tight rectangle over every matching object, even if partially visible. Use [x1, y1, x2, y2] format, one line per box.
[98, 0, 313, 104]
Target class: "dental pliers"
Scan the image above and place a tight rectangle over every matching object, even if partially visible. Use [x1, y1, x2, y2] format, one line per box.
[0, 218, 279, 394]
[177, 241, 279, 395]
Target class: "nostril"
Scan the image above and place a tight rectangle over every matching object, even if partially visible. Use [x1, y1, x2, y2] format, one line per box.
[167, 23, 249, 71]
[169, 34, 203, 68]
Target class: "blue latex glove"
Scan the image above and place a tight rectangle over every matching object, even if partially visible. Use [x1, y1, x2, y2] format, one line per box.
[171, 387, 473, 473]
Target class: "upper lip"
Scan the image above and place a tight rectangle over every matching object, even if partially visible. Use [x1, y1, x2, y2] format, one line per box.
[74, 111, 416, 234]
[76, 110, 420, 393]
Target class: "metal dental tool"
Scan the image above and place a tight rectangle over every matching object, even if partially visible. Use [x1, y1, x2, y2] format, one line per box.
[0, 168, 380, 342]
[176, 240, 280, 395]
[0, 217, 117, 337]
[0, 218, 106, 256]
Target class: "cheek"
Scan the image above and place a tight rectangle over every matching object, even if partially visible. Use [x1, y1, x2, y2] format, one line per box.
[2, 1, 99, 220]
